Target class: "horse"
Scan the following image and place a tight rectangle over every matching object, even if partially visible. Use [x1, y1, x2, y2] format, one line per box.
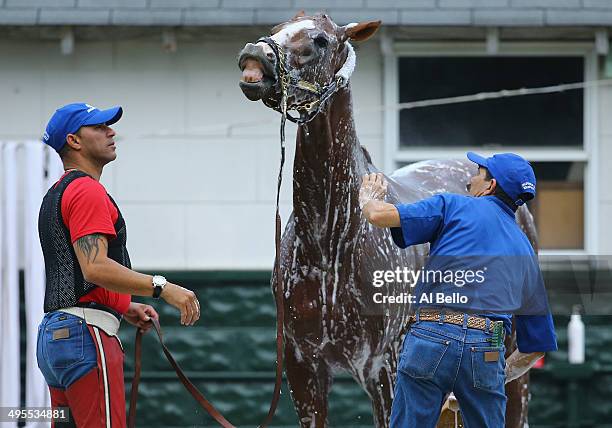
[238, 12, 533, 428]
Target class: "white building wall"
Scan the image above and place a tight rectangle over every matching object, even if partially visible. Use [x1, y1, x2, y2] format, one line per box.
[0, 34, 384, 270]
[598, 82, 612, 255]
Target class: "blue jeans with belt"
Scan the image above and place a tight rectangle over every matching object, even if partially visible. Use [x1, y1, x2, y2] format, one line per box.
[390, 316, 507, 428]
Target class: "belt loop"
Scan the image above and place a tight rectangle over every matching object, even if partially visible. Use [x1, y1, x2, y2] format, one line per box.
[462, 313, 468, 330]
[485, 318, 491, 335]
[415, 308, 421, 324]
[438, 309, 445, 325]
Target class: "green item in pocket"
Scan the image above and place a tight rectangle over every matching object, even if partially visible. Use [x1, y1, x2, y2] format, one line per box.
[489, 321, 504, 348]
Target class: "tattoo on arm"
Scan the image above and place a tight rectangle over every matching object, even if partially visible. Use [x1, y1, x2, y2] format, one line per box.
[76, 234, 106, 264]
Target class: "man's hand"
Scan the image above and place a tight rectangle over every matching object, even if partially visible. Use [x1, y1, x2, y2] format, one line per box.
[124, 302, 159, 333]
[359, 173, 400, 228]
[160, 283, 201, 326]
[359, 173, 388, 209]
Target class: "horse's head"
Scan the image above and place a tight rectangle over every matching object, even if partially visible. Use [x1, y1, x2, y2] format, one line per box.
[238, 12, 380, 117]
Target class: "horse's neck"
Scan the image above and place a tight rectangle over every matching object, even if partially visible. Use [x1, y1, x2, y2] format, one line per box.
[292, 86, 369, 253]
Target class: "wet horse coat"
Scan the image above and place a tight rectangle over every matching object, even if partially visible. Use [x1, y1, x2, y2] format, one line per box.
[239, 14, 532, 427]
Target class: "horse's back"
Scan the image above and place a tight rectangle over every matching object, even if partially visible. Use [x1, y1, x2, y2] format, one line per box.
[386, 157, 538, 250]
[387, 159, 476, 204]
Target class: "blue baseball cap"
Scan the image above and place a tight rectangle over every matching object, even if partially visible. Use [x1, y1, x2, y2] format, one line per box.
[42, 103, 123, 152]
[467, 152, 536, 206]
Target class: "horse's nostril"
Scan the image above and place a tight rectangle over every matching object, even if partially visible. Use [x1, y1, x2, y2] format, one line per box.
[266, 52, 275, 61]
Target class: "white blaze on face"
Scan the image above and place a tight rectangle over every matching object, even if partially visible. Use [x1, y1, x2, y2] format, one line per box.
[271, 19, 316, 45]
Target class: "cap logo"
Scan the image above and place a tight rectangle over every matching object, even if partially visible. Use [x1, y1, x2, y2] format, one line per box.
[85, 104, 97, 113]
[522, 182, 535, 191]
[42, 131, 49, 142]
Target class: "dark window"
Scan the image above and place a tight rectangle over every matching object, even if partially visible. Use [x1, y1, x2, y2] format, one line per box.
[398, 56, 584, 148]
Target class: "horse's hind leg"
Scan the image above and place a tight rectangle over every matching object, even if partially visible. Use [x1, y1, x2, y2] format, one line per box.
[364, 359, 396, 428]
[285, 341, 332, 428]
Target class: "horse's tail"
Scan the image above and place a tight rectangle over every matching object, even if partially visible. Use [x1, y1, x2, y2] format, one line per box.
[516, 204, 539, 253]
[360, 145, 373, 165]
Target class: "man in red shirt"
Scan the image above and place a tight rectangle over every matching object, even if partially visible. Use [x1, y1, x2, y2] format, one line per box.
[37, 103, 200, 427]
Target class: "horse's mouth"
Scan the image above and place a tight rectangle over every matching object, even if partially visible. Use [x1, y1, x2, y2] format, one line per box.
[239, 58, 276, 101]
[240, 58, 265, 83]
[238, 44, 278, 102]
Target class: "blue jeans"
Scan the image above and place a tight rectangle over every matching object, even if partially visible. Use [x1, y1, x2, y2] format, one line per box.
[390, 319, 507, 428]
[36, 312, 98, 389]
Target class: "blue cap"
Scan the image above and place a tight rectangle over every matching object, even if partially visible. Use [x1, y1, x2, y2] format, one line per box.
[42, 103, 123, 152]
[467, 152, 536, 206]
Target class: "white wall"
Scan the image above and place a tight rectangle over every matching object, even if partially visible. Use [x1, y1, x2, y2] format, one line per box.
[598, 82, 612, 254]
[0, 32, 384, 270]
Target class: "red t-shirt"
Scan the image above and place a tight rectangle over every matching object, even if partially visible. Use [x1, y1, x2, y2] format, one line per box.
[58, 172, 131, 314]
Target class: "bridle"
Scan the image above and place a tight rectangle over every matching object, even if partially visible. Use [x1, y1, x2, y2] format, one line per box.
[257, 36, 356, 125]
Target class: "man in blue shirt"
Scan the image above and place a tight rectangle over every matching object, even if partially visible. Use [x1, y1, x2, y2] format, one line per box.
[360, 152, 557, 428]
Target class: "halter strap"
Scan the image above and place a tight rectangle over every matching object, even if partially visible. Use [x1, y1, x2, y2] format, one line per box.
[256, 36, 356, 125]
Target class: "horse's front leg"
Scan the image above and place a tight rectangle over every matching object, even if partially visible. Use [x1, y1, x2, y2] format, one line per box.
[285, 339, 333, 428]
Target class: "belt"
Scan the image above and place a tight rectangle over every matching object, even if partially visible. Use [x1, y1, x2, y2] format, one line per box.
[76, 301, 122, 321]
[409, 309, 502, 333]
[57, 306, 121, 339]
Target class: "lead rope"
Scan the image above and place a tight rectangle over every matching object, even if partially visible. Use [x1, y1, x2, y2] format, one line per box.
[128, 319, 235, 428]
[259, 39, 288, 428]
[128, 43, 289, 428]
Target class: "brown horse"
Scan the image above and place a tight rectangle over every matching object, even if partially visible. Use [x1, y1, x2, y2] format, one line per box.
[238, 13, 533, 428]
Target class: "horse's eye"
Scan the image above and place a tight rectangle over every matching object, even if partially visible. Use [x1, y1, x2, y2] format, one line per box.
[314, 35, 328, 48]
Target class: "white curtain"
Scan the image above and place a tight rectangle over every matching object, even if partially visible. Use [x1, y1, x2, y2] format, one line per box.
[24, 142, 62, 426]
[1, 141, 62, 426]
[1, 142, 21, 415]
[0, 145, 3, 396]
[45, 146, 65, 190]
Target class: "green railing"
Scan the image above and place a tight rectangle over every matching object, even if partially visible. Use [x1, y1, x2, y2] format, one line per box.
[19, 269, 612, 427]
[118, 270, 612, 427]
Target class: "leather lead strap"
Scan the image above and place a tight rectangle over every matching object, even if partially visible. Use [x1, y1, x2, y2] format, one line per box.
[128, 319, 235, 428]
[127, 114, 287, 428]
[127, 329, 141, 428]
[259, 77, 287, 428]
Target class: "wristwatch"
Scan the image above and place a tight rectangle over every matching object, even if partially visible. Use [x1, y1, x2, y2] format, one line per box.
[152, 275, 167, 299]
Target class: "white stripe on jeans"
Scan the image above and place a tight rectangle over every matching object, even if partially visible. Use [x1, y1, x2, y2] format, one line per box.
[93, 326, 111, 428]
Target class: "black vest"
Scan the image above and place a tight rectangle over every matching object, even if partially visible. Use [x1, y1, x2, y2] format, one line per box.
[38, 170, 131, 312]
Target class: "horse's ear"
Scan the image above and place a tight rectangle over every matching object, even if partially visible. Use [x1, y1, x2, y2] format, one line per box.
[341, 20, 381, 42]
[292, 10, 305, 20]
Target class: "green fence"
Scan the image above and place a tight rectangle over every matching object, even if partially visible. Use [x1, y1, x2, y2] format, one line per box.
[117, 270, 612, 428]
[18, 269, 612, 427]
[121, 272, 375, 428]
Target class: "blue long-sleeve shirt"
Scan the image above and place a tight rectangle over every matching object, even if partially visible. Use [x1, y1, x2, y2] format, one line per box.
[391, 193, 557, 353]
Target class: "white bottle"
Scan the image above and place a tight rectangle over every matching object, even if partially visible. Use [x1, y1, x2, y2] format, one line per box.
[568, 305, 585, 364]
